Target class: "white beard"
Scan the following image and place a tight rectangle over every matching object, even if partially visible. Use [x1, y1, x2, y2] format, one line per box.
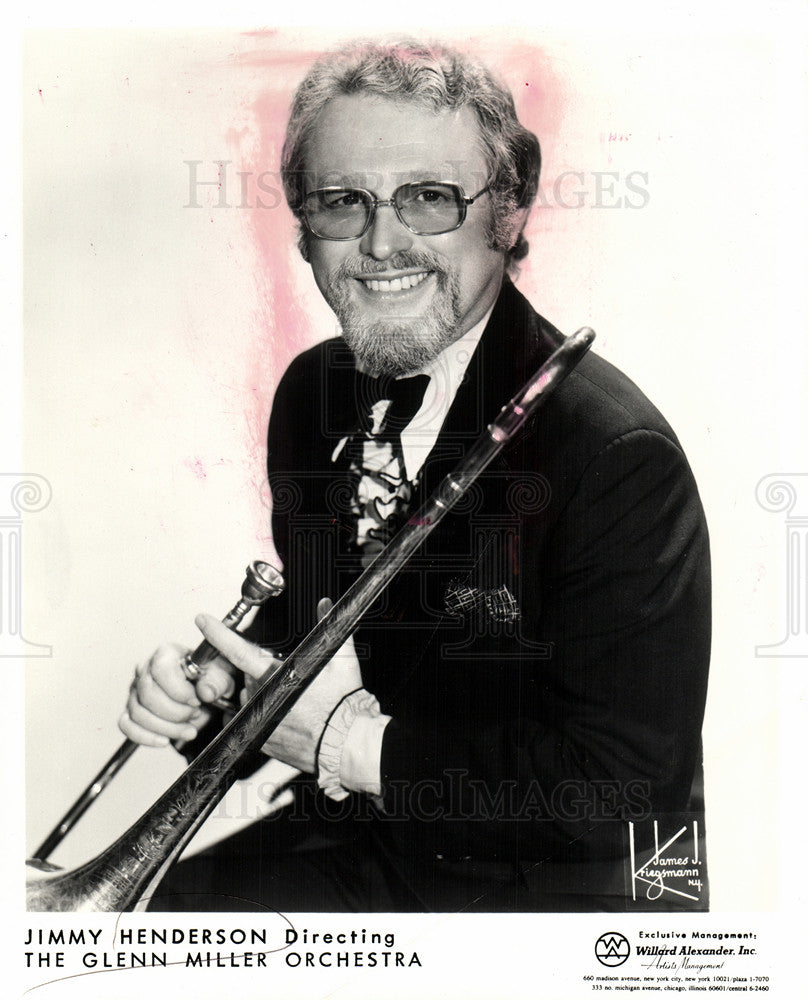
[323, 252, 462, 377]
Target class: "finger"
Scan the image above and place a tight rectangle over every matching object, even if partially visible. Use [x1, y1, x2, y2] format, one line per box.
[126, 690, 201, 742]
[195, 660, 238, 704]
[239, 673, 258, 704]
[133, 672, 200, 724]
[118, 709, 169, 748]
[147, 644, 200, 707]
[189, 707, 211, 727]
[316, 597, 333, 621]
[194, 614, 276, 682]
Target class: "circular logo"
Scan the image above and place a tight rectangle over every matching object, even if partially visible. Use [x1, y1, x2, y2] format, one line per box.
[595, 932, 630, 967]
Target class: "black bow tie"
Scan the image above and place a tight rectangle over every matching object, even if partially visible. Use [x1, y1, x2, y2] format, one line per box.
[353, 371, 430, 433]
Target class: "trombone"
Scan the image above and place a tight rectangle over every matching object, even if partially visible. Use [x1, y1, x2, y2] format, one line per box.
[31, 560, 285, 863]
[26, 326, 595, 911]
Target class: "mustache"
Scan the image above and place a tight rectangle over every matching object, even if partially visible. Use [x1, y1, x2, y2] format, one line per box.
[330, 250, 449, 280]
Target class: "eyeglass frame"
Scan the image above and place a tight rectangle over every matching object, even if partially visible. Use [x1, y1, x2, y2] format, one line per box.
[298, 180, 492, 240]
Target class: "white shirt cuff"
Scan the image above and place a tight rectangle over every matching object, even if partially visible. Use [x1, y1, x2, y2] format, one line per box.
[317, 689, 391, 801]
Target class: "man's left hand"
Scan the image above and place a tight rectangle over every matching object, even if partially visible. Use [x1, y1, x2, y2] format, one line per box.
[193, 598, 362, 773]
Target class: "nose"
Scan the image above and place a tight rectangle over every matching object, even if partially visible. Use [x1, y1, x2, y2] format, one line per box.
[359, 204, 414, 261]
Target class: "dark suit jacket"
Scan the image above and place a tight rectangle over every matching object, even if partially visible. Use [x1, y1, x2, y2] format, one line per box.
[253, 277, 711, 901]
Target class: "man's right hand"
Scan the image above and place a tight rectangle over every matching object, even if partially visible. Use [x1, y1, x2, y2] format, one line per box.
[118, 643, 236, 747]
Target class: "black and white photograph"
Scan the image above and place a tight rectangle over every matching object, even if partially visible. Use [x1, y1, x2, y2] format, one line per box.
[4, 5, 806, 998]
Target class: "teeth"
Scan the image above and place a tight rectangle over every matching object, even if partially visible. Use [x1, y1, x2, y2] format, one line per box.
[360, 271, 429, 292]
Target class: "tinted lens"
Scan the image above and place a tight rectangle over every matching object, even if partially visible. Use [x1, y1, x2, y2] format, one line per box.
[303, 189, 370, 239]
[396, 183, 463, 234]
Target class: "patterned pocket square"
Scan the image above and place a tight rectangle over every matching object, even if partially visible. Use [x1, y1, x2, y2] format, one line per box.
[444, 581, 521, 623]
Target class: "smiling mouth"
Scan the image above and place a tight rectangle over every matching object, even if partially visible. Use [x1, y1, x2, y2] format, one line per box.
[355, 270, 431, 293]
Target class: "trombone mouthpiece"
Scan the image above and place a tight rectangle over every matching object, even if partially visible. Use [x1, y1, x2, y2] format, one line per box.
[242, 561, 285, 605]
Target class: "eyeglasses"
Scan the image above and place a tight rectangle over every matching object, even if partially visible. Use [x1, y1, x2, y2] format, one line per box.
[299, 181, 490, 240]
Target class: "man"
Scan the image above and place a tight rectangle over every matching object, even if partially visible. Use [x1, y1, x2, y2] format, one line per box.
[123, 41, 711, 912]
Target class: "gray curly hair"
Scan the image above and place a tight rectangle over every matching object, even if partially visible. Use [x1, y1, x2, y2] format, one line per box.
[281, 40, 541, 272]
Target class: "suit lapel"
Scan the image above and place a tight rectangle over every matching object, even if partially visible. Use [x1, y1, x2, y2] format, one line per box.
[414, 277, 563, 501]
